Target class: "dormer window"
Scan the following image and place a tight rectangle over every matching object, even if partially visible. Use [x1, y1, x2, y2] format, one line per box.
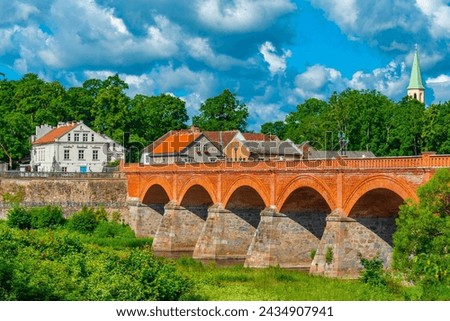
[74, 133, 80, 142]
[83, 133, 88, 142]
[67, 133, 71, 141]
[91, 134, 94, 142]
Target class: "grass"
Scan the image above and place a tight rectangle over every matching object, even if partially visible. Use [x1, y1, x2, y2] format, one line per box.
[173, 257, 405, 301]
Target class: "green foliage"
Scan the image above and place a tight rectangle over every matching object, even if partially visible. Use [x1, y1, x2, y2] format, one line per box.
[393, 169, 450, 293]
[129, 94, 188, 143]
[193, 89, 249, 132]
[0, 221, 191, 301]
[30, 206, 66, 229]
[7, 206, 32, 229]
[388, 97, 425, 156]
[422, 101, 450, 154]
[67, 207, 104, 233]
[325, 247, 333, 264]
[260, 121, 287, 139]
[360, 256, 386, 287]
[93, 221, 135, 239]
[7, 206, 65, 230]
[310, 249, 316, 260]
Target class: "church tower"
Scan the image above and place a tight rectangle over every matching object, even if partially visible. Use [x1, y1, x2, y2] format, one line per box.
[407, 45, 425, 103]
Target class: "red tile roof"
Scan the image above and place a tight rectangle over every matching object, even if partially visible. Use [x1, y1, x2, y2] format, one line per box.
[242, 133, 278, 141]
[151, 131, 201, 154]
[33, 123, 77, 145]
[203, 131, 239, 148]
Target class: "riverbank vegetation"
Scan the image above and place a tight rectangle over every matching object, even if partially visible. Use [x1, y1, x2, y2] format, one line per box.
[1, 169, 448, 300]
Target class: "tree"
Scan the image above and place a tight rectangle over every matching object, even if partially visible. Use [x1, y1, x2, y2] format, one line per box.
[92, 75, 130, 142]
[130, 94, 188, 144]
[388, 96, 425, 156]
[422, 101, 450, 154]
[328, 89, 395, 155]
[392, 169, 450, 293]
[193, 89, 248, 131]
[260, 121, 286, 139]
[284, 98, 331, 148]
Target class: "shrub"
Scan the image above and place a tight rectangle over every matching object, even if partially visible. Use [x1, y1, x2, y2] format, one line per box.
[67, 207, 99, 233]
[30, 206, 66, 229]
[393, 168, 450, 287]
[325, 247, 333, 264]
[360, 256, 386, 287]
[7, 206, 32, 230]
[310, 249, 316, 260]
[93, 221, 135, 239]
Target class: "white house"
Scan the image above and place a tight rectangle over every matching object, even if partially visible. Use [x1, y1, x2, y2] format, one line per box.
[30, 121, 124, 172]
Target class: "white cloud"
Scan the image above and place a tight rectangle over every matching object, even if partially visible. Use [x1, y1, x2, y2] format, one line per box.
[310, 0, 358, 30]
[426, 74, 450, 103]
[259, 41, 292, 76]
[293, 60, 411, 101]
[184, 36, 244, 70]
[349, 61, 409, 97]
[294, 65, 345, 100]
[310, 0, 428, 42]
[416, 0, 450, 38]
[196, 0, 296, 32]
[0, 1, 39, 24]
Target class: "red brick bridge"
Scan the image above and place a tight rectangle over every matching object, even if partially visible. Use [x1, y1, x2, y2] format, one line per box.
[122, 152, 450, 277]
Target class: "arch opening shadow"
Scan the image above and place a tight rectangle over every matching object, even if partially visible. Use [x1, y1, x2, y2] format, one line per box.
[142, 184, 170, 215]
[226, 186, 265, 228]
[280, 187, 330, 239]
[180, 185, 214, 220]
[349, 188, 405, 245]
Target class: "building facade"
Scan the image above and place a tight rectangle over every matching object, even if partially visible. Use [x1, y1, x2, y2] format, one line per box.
[31, 121, 124, 172]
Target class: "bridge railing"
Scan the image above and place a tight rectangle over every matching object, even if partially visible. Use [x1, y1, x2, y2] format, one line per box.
[121, 153, 450, 172]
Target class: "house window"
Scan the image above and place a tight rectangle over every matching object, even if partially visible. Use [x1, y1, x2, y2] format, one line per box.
[92, 150, 98, 160]
[91, 134, 94, 142]
[83, 133, 88, 142]
[78, 150, 84, 160]
[195, 145, 201, 154]
[61, 167, 67, 172]
[67, 133, 71, 141]
[74, 133, 80, 142]
[64, 150, 70, 160]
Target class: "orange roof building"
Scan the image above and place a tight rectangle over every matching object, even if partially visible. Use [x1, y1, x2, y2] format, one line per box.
[141, 127, 224, 165]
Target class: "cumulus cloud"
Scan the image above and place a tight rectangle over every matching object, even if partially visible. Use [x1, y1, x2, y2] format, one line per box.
[0, 1, 39, 24]
[196, 0, 296, 33]
[184, 37, 245, 70]
[426, 74, 450, 103]
[310, 0, 429, 44]
[349, 61, 409, 97]
[294, 65, 346, 100]
[415, 0, 450, 38]
[259, 41, 292, 76]
[293, 60, 411, 101]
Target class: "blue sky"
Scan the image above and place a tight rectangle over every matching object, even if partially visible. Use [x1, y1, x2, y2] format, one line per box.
[1, 0, 449, 130]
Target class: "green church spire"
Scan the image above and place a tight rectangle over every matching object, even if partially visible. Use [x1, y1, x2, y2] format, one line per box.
[408, 45, 424, 90]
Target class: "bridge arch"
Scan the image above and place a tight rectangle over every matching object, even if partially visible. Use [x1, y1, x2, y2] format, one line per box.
[178, 177, 217, 205]
[344, 175, 418, 216]
[140, 177, 173, 205]
[222, 175, 270, 209]
[276, 175, 336, 211]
